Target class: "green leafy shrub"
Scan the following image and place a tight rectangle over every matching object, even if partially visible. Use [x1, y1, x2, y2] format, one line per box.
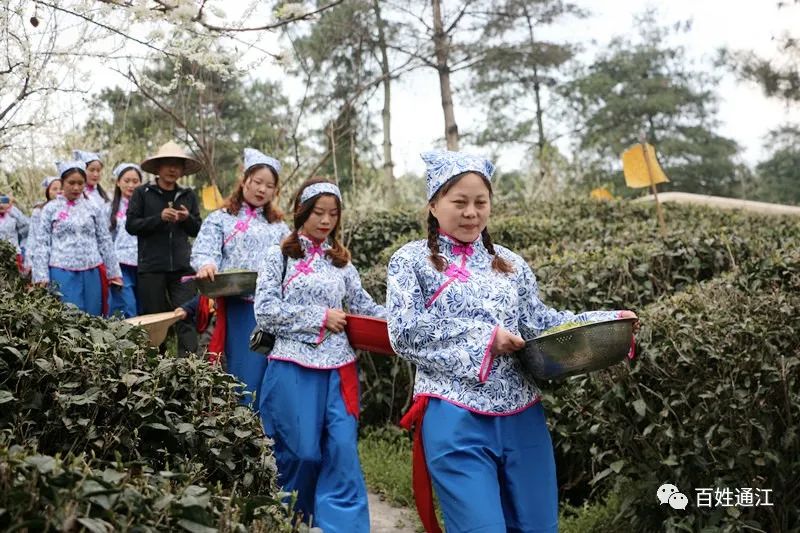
[530, 229, 751, 311]
[0, 242, 303, 531]
[343, 209, 423, 270]
[546, 250, 800, 532]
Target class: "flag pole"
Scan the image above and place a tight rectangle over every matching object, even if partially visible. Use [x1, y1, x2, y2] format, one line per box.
[639, 131, 667, 236]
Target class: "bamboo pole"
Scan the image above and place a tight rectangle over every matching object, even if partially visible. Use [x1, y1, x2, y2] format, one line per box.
[639, 131, 667, 236]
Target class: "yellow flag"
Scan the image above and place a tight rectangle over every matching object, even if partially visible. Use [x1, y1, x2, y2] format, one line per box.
[590, 187, 614, 201]
[621, 143, 669, 189]
[201, 184, 224, 210]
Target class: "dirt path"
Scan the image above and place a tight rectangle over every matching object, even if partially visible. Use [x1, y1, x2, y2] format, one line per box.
[369, 491, 418, 532]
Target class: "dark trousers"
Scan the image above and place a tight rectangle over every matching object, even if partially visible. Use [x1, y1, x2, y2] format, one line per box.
[137, 271, 198, 356]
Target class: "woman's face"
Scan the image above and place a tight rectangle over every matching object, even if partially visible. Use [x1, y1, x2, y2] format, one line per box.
[118, 169, 141, 199]
[429, 172, 491, 244]
[242, 167, 277, 207]
[300, 194, 339, 242]
[86, 160, 103, 187]
[46, 180, 62, 200]
[62, 172, 86, 201]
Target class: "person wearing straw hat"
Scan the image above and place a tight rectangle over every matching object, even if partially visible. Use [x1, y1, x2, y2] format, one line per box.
[126, 141, 202, 356]
[190, 147, 289, 404]
[0, 191, 29, 273]
[386, 150, 639, 533]
[105, 162, 143, 318]
[33, 160, 123, 315]
[73, 149, 111, 208]
[254, 178, 385, 533]
[23, 176, 61, 274]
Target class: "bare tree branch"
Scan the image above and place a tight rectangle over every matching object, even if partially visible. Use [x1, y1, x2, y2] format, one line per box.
[123, 67, 214, 179]
[196, 0, 345, 33]
[445, 0, 479, 35]
[33, 0, 173, 56]
[0, 72, 31, 124]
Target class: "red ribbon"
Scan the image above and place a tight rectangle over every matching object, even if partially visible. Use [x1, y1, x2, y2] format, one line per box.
[338, 362, 360, 420]
[15, 254, 23, 274]
[207, 297, 226, 365]
[195, 294, 212, 334]
[628, 334, 637, 360]
[98, 264, 109, 316]
[399, 397, 442, 533]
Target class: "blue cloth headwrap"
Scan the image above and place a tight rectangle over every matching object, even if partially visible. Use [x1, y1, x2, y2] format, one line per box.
[56, 160, 87, 179]
[421, 150, 495, 201]
[300, 182, 341, 205]
[41, 176, 59, 189]
[112, 162, 143, 179]
[72, 149, 102, 165]
[244, 147, 281, 174]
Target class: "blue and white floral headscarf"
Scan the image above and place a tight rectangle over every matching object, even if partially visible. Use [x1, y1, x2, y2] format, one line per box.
[72, 149, 102, 165]
[300, 182, 341, 205]
[56, 160, 87, 179]
[421, 150, 495, 201]
[41, 176, 59, 189]
[244, 147, 282, 175]
[112, 163, 142, 179]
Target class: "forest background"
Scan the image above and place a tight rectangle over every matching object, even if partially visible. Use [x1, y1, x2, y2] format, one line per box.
[1, 0, 799, 210]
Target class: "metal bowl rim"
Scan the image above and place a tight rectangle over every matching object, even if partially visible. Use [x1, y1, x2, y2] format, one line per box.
[526, 316, 636, 343]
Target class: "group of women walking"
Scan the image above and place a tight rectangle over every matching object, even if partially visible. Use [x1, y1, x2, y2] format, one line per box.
[1, 144, 638, 533]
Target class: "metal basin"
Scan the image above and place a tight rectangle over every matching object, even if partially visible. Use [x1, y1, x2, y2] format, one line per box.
[195, 270, 258, 298]
[517, 318, 636, 380]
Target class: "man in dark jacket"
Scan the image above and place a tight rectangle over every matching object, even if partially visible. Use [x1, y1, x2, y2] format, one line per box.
[127, 141, 203, 356]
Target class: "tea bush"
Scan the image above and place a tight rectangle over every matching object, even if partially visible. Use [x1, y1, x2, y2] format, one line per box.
[546, 250, 800, 532]
[0, 242, 303, 531]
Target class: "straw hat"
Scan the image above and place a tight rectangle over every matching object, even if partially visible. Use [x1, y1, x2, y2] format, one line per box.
[125, 311, 180, 347]
[140, 141, 203, 176]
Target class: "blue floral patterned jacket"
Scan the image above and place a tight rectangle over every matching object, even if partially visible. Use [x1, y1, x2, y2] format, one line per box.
[32, 196, 122, 283]
[254, 235, 385, 369]
[191, 206, 290, 277]
[23, 206, 43, 270]
[386, 233, 620, 415]
[105, 198, 138, 267]
[0, 206, 28, 254]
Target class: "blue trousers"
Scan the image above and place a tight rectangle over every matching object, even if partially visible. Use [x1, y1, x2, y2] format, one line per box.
[224, 297, 268, 407]
[259, 360, 369, 533]
[108, 264, 139, 318]
[50, 267, 103, 316]
[422, 399, 558, 533]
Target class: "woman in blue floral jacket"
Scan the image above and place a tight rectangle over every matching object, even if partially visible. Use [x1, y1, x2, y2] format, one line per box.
[105, 162, 142, 318]
[33, 160, 122, 316]
[191, 148, 290, 404]
[387, 150, 638, 533]
[254, 178, 384, 533]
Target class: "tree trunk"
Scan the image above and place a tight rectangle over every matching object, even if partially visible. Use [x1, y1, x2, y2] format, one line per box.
[372, 0, 395, 197]
[524, 6, 546, 183]
[431, 0, 459, 150]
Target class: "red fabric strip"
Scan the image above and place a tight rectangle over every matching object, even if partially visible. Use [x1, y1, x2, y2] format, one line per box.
[338, 362, 360, 420]
[207, 297, 226, 365]
[399, 397, 442, 533]
[15, 254, 23, 274]
[196, 294, 211, 333]
[98, 264, 109, 316]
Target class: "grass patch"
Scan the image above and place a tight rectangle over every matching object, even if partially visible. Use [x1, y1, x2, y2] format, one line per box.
[359, 425, 415, 508]
[560, 491, 622, 533]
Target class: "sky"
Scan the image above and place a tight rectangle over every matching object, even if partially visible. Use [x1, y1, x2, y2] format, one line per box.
[16, 0, 800, 179]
